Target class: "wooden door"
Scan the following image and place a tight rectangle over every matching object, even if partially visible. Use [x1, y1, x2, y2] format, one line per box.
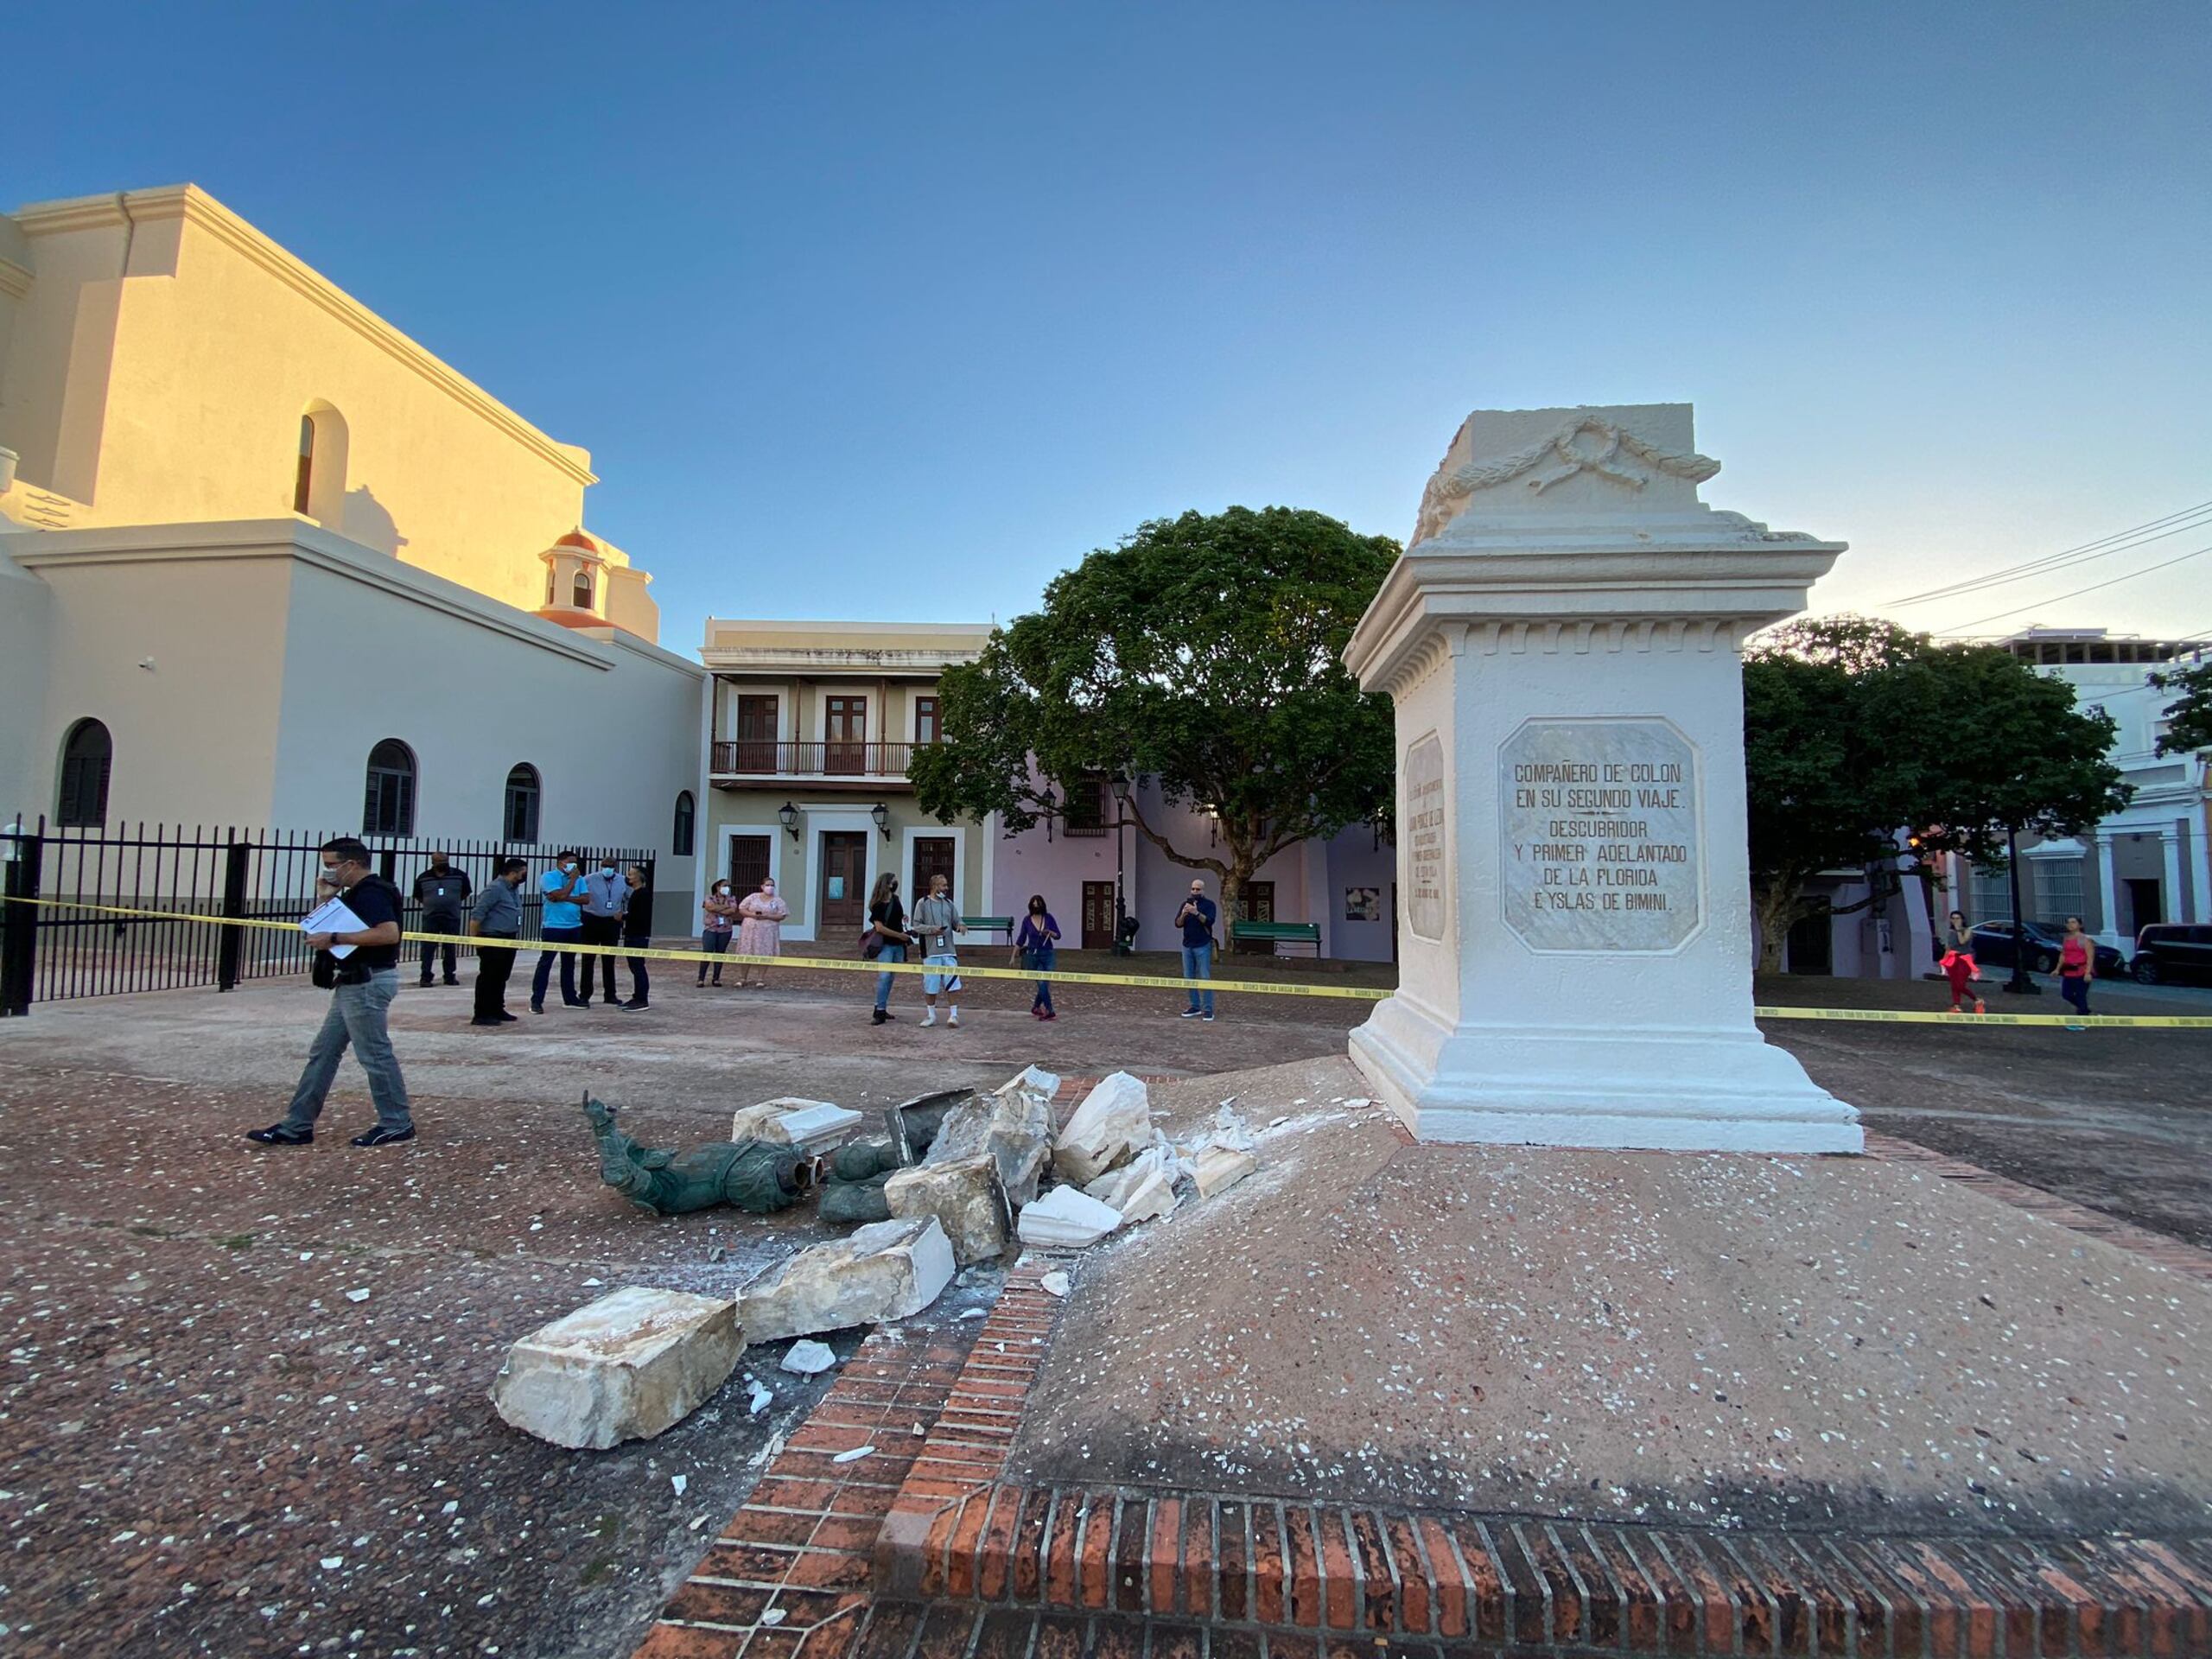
[1232, 880, 1275, 953]
[736, 696, 779, 772]
[912, 836, 956, 906]
[913, 696, 940, 747]
[728, 835, 771, 897]
[1081, 882, 1116, 950]
[819, 832, 868, 931]
[825, 696, 867, 773]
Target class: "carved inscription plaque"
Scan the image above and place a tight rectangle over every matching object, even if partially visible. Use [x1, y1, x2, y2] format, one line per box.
[1404, 734, 1446, 941]
[1500, 719, 1700, 952]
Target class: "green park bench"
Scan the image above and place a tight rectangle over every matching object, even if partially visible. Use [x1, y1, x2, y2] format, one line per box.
[1231, 920, 1323, 958]
[962, 915, 1015, 938]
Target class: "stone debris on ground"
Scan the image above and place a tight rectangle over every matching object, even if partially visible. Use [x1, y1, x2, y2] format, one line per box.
[885, 1153, 1010, 1266]
[739, 1216, 955, 1343]
[1084, 1146, 1178, 1224]
[746, 1378, 773, 1414]
[1191, 1142, 1257, 1198]
[1017, 1185, 1123, 1249]
[778, 1338, 838, 1375]
[924, 1067, 1058, 1205]
[488, 1286, 743, 1450]
[1051, 1070, 1154, 1185]
[1039, 1269, 1071, 1298]
[728, 1097, 864, 1152]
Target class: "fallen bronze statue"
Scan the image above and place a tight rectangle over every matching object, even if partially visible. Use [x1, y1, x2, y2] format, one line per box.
[583, 1095, 820, 1216]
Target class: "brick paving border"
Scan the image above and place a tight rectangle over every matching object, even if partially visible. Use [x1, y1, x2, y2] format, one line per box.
[644, 1102, 2212, 1657]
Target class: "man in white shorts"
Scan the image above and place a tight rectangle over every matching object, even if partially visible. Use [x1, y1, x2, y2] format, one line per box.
[909, 872, 966, 1029]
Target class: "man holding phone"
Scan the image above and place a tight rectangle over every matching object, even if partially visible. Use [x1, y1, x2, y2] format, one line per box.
[1175, 878, 1217, 1022]
[531, 850, 593, 1013]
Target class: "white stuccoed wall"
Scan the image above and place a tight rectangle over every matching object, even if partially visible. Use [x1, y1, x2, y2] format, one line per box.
[1343, 404, 1863, 1154]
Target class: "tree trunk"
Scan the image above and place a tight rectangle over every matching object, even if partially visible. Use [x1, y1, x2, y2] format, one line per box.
[1751, 880, 1801, 975]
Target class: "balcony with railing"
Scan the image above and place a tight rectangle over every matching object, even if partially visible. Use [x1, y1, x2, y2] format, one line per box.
[709, 740, 922, 783]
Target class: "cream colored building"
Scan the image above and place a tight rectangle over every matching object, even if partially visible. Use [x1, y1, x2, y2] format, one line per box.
[699, 620, 996, 942]
[0, 185, 701, 921]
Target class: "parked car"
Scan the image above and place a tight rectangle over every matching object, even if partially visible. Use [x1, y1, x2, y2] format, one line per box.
[2132, 924, 2212, 985]
[1966, 919, 2127, 979]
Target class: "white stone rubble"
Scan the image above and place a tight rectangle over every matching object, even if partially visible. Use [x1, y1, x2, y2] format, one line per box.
[740, 1217, 956, 1343]
[1084, 1147, 1177, 1224]
[779, 1339, 837, 1375]
[1018, 1185, 1123, 1249]
[729, 1098, 864, 1151]
[489, 1286, 743, 1450]
[885, 1154, 1009, 1267]
[1191, 1143, 1256, 1199]
[1052, 1071, 1153, 1186]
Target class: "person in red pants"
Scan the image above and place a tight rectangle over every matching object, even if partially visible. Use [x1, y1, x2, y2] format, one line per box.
[1940, 909, 1985, 1014]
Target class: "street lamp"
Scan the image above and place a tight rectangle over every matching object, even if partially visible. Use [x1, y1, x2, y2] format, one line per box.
[1110, 777, 1133, 950]
[869, 802, 890, 840]
[777, 801, 799, 842]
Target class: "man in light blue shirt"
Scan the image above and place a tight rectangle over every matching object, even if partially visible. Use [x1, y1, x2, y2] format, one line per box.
[531, 851, 592, 1013]
[577, 859, 630, 1007]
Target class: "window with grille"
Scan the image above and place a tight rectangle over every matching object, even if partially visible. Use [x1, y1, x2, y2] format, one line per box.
[2032, 858, 2086, 925]
[364, 740, 416, 836]
[504, 763, 541, 843]
[914, 696, 940, 746]
[56, 718, 112, 827]
[572, 569, 594, 609]
[672, 791, 696, 858]
[728, 835, 771, 895]
[1062, 774, 1110, 837]
[1968, 864, 2012, 923]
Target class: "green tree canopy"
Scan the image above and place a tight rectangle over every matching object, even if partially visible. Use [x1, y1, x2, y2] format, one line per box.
[2149, 658, 2212, 755]
[909, 506, 1399, 926]
[1744, 616, 2130, 969]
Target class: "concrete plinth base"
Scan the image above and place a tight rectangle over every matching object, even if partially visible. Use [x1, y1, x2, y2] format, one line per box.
[1350, 994, 1863, 1153]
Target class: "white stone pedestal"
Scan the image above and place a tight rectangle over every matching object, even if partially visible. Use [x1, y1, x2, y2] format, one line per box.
[1344, 404, 1862, 1153]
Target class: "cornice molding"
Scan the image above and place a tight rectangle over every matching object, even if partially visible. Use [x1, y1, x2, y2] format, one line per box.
[0, 255, 30, 301]
[14, 186, 597, 491]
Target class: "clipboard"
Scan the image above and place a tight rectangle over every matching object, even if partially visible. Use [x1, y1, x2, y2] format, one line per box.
[301, 895, 369, 958]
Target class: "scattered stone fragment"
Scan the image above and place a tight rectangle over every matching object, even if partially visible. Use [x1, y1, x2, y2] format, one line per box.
[779, 1340, 837, 1375]
[1203, 1105, 1256, 1153]
[671, 1473, 688, 1496]
[489, 1287, 742, 1451]
[729, 1098, 864, 1152]
[1192, 1144, 1257, 1199]
[886, 1154, 1010, 1267]
[957, 1306, 988, 1320]
[1052, 1071, 1153, 1186]
[1039, 1269, 1071, 1298]
[740, 1217, 956, 1343]
[1018, 1185, 1122, 1249]
[760, 1609, 786, 1627]
[831, 1444, 874, 1464]
[747, 1380, 773, 1415]
[1085, 1147, 1177, 1224]
[345, 1287, 370, 1303]
[921, 1069, 1058, 1205]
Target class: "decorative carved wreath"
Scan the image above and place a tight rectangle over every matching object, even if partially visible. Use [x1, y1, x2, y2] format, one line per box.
[1412, 416, 1722, 545]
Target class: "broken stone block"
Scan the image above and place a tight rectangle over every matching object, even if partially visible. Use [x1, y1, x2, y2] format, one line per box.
[489, 1286, 741, 1450]
[927, 1077, 1056, 1206]
[729, 1098, 865, 1152]
[740, 1217, 956, 1344]
[886, 1154, 1010, 1267]
[1052, 1071, 1152, 1186]
[1084, 1147, 1176, 1224]
[1192, 1144, 1256, 1199]
[780, 1339, 837, 1375]
[1017, 1185, 1122, 1249]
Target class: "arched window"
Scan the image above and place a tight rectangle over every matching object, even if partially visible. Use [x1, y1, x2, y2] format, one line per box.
[545, 569, 556, 606]
[292, 403, 349, 524]
[505, 763, 542, 844]
[363, 740, 416, 836]
[572, 569, 594, 610]
[671, 790, 696, 857]
[56, 718, 113, 827]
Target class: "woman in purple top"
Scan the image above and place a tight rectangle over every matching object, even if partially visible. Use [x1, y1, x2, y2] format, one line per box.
[1014, 894, 1062, 1020]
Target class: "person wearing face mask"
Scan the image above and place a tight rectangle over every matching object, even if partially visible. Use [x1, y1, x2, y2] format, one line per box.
[467, 857, 530, 1026]
[247, 837, 413, 1147]
[577, 856, 630, 1007]
[698, 879, 737, 986]
[531, 850, 593, 1014]
[735, 875, 789, 988]
[619, 863, 655, 1010]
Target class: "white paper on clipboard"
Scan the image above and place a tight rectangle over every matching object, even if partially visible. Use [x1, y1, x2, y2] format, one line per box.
[301, 895, 368, 958]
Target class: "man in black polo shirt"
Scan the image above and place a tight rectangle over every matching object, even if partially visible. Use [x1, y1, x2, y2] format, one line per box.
[412, 851, 473, 987]
[248, 836, 416, 1148]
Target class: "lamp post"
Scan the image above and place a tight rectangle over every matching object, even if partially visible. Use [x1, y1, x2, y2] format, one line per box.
[2002, 823, 2039, 995]
[777, 802, 799, 842]
[869, 802, 890, 840]
[1110, 775, 1132, 950]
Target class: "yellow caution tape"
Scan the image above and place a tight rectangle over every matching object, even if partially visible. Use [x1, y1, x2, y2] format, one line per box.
[5, 893, 2209, 1026]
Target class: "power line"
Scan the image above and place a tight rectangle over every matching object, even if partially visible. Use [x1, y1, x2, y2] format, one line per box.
[1885, 499, 2212, 608]
[1937, 543, 2212, 634]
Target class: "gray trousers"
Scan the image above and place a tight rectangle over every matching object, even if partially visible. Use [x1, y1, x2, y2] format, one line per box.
[283, 969, 411, 1131]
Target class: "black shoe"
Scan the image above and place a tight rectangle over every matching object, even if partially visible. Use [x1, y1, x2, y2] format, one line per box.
[621, 999, 649, 1010]
[443, 977, 461, 987]
[872, 1007, 893, 1024]
[245, 1122, 312, 1147]
[497, 1011, 518, 1023]
[563, 998, 592, 1008]
[350, 1124, 416, 1147]
[469, 1016, 504, 1027]
[530, 1001, 545, 1014]
[418, 978, 435, 988]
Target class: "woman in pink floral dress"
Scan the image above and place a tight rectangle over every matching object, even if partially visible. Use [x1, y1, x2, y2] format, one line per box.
[735, 876, 789, 988]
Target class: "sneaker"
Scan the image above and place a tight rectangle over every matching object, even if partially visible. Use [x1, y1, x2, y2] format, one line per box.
[1179, 1009, 1203, 1019]
[245, 1122, 312, 1147]
[530, 1001, 545, 1014]
[1041, 1011, 1057, 1021]
[947, 1013, 960, 1028]
[1202, 1013, 1216, 1022]
[350, 1124, 416, 1147]
[920, 1011, 937, 1028]
[621, 999, 649, 1010]
[563, 998, 592, 1008]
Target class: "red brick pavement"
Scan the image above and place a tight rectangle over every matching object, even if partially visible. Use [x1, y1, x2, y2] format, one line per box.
[646, 1118, 2212, 1657]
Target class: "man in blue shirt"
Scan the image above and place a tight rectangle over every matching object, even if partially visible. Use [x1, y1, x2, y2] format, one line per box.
[577, 858, 630, 1007]
[531, 851, 592, 1013]
[1175, 878, 1217, 1021]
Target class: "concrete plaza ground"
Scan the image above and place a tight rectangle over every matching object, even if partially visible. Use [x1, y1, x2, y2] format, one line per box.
[0, 958, 2206, 1656]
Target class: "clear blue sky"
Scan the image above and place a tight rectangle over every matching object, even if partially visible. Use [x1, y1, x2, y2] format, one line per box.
[12, 2, 2210, 648]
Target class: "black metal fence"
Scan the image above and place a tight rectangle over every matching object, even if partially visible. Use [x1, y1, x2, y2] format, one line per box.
[0, 817, 655, 1016]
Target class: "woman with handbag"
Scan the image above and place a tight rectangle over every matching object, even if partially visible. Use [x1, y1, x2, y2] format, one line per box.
[866, 872, 911, 1026]
[1014, 894, 1061, 1020]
